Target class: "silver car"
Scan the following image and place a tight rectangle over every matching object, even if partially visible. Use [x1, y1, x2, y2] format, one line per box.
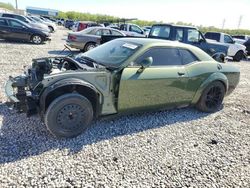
[66, 27, 126, 52]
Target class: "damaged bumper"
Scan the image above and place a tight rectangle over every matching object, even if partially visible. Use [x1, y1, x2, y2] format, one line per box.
[5, 75, 38, 116]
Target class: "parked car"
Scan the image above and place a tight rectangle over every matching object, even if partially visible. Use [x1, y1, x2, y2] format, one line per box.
[73, 21, 101, 32]
[5, 38, 240, 138]
[29, 15, 57, 32]
[119, 23, 145, 37]
[56, 18, 65, 25]
[204, 32, 247, 61]
[0, 13, 50, 32]
[64, 19, 75, 29]
[243, 39, 250, 55]
[0, 17, 51, 44]
[149, 24, 230, 62]
[232, 35, 249, 41]
[67, 27, 125, 51]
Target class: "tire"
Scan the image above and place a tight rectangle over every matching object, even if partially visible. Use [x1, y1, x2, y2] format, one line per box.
[84, 42, 96, 52]
[31, 35, 43, 44]
[196, 81, 225, 113]
[233, 51, 244, 62]
[48, 26, 54, 33]
[45, 93, 93, 138]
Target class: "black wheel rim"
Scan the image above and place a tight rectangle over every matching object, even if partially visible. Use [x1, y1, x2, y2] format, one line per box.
[205, 86, 223, 110]
[56, 104, 86, 131]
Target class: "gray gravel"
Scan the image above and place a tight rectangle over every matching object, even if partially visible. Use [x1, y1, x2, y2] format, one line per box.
[0, 27, 250, 187]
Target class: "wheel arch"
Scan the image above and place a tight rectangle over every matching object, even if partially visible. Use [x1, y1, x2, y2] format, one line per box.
[39, 78, 102, 118]
[191, 72, 228, 105]
[84, 41, 96, 51]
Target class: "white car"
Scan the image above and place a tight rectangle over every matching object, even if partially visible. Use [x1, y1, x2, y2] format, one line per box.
[205, 32, 247, 61]
[119, 23, 146, 37]
[29, 16, 57, 32]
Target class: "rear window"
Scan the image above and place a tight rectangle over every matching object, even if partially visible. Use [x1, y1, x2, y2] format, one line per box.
[204, 32, 220, 42]
[150, 25, 171, 39]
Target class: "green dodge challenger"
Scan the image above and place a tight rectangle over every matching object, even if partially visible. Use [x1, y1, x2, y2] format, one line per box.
[5, 38, 240, 138]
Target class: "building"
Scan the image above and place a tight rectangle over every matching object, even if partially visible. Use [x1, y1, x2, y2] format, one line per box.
[26, 6, 58, 17]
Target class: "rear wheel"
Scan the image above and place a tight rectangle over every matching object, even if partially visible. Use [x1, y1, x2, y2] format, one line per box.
[31, 35, 43, 44]
[45, 93, 93, 138]
[196, 81, 225, 112]
[84, 42, 96, 52]
[233, 51, 244, 62]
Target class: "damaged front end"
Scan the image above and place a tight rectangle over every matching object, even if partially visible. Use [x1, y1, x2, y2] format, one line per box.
[5, 74, 38, 116]
[5, 55, 90, 116]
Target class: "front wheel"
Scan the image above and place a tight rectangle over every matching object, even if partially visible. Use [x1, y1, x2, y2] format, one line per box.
[196, 81, 225, 112]
[45, 93, 93, 138]
[31, 35, 43, 44]
[233, 51, 244, 62]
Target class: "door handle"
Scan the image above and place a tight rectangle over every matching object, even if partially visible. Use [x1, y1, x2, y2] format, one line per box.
[178, 72, 185, 76]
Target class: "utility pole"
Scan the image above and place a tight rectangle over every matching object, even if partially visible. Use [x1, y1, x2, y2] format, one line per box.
[15, 0, 18, 9]
[238, 15, 243, 29]
[222, 18, 226, 29]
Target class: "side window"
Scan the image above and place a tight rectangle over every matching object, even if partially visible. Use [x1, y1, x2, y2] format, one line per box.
[129, 25, 143, 34]
[187, 29, 200, 42]
[120, 24, 126, 31]
[95, 29, 102, 36]
[176, 29, 184, 41]
[224, 35, 234, 43]
[111, 30, 123, 36]
[102, 29, 111, 35]
[205, 33, 220, 42]
[179, 49, 198, 65]
[136, 48, 182, 66]
[9, 20, 24, 28]
[0, 19, 8, 26]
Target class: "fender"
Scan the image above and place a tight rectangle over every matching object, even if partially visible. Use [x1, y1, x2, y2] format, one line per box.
[39, 78, 102, 115]
[191, 72, 229, 105]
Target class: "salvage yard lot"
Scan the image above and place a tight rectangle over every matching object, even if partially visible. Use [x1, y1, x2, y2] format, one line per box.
[0, 27, 249, 187]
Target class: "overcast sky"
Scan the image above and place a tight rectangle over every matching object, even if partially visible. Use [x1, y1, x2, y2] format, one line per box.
[1, 0, 250, 29]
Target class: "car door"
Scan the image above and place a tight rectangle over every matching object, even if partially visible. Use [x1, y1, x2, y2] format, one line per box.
[185, 28, 212, 55]
[6, 19, 30, 41]
[0, 18, 10, 39]
[118, 47, 190, 113]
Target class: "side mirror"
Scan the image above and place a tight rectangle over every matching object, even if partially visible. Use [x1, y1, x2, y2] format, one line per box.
[199, 38, 205, 43]
[137, 57, 153, 73]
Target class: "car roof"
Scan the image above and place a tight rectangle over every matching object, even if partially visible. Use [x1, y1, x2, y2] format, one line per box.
[114, 37, 214, 61]
[0, 17, 22, 21]
[152, 23, 197, 29]
[1, 13, 25, 17]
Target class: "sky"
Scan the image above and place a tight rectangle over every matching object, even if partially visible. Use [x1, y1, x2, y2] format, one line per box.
[1, 0, 250, 29]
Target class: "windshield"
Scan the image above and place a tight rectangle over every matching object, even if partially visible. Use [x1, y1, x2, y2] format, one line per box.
[74, 40, 141, 68]
[31, 16, 43, 23]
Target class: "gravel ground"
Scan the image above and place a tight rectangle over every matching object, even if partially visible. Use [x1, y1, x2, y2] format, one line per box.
[0, 27, 249, 187]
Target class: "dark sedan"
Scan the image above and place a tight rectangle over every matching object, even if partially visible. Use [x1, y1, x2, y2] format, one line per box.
[0, 17, 51, 44]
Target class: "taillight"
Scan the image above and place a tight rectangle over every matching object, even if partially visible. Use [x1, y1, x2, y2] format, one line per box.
[68, 35, 77, 41]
